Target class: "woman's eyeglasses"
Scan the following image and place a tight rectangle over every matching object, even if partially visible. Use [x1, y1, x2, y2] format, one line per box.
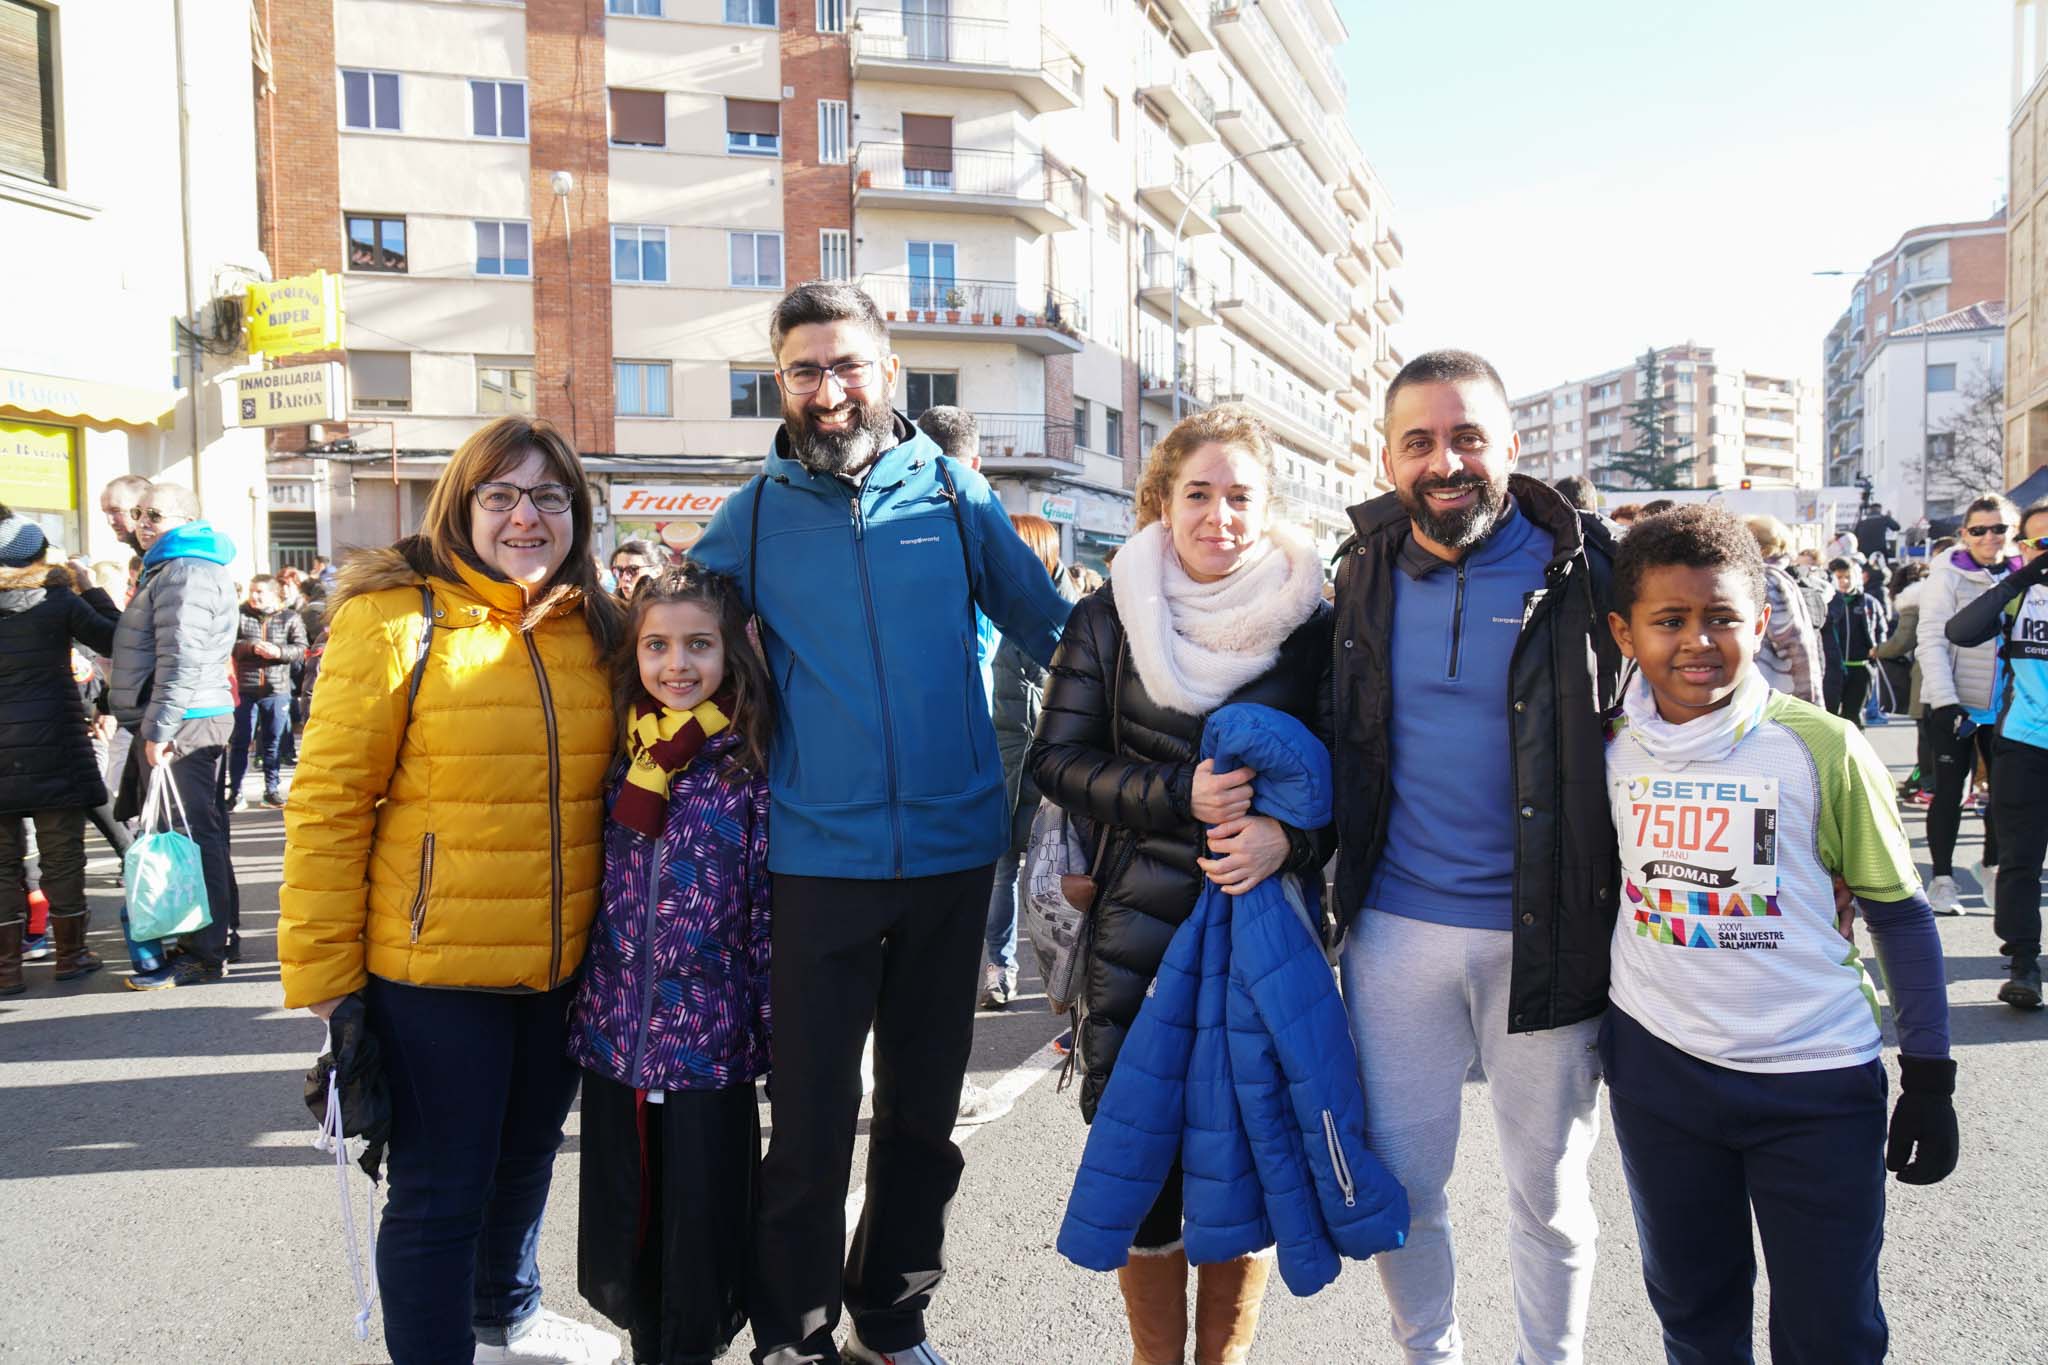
[473, 482, 574, 514]
[777, 360, 877, 396]
[1962, 523, 2009, 538]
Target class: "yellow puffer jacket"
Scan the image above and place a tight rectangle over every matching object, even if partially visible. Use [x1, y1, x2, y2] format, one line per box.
[279, 545, 615, 1008]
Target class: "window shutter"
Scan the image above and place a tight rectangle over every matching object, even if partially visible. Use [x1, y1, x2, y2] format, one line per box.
[726, 97, 779, 136]
[902, 114, 952, 172]
[610, 88, 665, 146]
[348, 351, 412, 403]
[0, 0, 56, 185]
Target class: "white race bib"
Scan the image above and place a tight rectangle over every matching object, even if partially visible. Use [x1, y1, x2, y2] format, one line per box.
[1613, 772, 1783, 951]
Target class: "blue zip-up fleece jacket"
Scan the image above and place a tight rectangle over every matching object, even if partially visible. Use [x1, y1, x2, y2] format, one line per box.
[692, 416, 1073, 879]
[1058, 703, 1409, 1296]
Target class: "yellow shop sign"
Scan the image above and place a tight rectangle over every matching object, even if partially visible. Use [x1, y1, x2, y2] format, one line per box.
[246, 271, 345, 357]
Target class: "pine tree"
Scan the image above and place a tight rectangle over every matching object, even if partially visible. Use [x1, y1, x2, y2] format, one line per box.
[1602, 348, 1694, 491]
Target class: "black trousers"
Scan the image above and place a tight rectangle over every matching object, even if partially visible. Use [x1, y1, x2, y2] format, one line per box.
[750, 863, 994, 1365]
[1991, 737, 2048, 963]
[0, 809, 86, 925]
[1833, 664, 1871, 729]
[1927, 719, 1999, 877]
[578, 1071, 760, 1365]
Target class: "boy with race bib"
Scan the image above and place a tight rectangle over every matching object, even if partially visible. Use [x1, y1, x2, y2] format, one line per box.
[1599, 506, 1958, 1365]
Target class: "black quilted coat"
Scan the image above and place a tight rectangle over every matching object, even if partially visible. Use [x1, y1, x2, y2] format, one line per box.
[1028, 584, 1332, 1120]
[0, 564, 121, 815]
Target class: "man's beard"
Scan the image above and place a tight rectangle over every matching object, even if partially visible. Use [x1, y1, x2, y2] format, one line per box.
[786, 394, 894, 477]
[1397, 470, 1510, 551]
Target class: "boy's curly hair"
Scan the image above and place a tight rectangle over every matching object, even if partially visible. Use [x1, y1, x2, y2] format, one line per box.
[1612, 503, 1767, 617]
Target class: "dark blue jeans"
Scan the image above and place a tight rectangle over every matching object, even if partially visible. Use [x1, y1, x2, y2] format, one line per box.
[365, 976, 582, 1365]
[226, 693, 292, 799]
[1602, 1007, 1889, 1365]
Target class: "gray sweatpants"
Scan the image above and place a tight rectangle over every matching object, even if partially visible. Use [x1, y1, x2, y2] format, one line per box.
[1340, 911, 1604, 1364]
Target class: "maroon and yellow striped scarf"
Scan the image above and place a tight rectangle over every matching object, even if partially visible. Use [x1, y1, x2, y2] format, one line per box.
[614, 692, 732, 838]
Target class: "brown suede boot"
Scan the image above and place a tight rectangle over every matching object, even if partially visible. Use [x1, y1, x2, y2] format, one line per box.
[1116, 1246, 1189, 1365]
[0, 917, 23, 996]
[51, 913, 102, 981]
[1193, 1253, 1273, 1365]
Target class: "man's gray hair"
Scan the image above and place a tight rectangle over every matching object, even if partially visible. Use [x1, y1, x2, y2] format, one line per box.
[146, 482, 202, 520]
[101, 473, 151, 505]
[769, 280, 890, 359]
[916, 406, 980, 462]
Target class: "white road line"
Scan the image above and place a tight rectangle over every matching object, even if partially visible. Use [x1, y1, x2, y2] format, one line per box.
[843, 1039, 1068, 1235]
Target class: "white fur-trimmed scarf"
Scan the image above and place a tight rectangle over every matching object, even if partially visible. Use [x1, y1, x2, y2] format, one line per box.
[1109, 521, 1324, 716]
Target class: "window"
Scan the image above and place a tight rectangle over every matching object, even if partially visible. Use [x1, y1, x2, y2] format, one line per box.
[1105, 407, 1122, 459]
[612, 225, 669, 283]
[905, 371, 957, 417]
[1105, 90, 1119, 141]
[607, 0, 660, 13]
[731, 367, 778, 418]
[476, 360, 535, 415]
[474, 220, 531, 277]
[818, 99, 848, 164]
[1073, 401, 1089, 449]
[726, 98, 780, 155]
[469, 80, 526, 139]
[907, 240, 956, 309]
[344, 213, 407, 272]
[340, 68, 401, 131]
[729, 230, 783, 289]
[816, 0, 846, 31]
[348, 351, 411, 412]
[819, 228, 851, 281]
[1927, 363, 1957, 393]
[1876, 270, 1888, 290]
[616, 361, 672, 417]
[1140, 420, 1158, 454]
[724, 0, 774, 24]
[902, 113, 953, 189]
[609, 88, 665, 147]
[0, 0, 57, 185]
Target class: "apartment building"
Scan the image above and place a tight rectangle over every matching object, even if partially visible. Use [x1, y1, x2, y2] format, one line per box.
[255, 0, 1399, 566]
[1856, 302, 2006, 522]
[2007, 0, 2048, 493]
[1820, 214, 2005, 498]
[1511, 344, 1819, 494]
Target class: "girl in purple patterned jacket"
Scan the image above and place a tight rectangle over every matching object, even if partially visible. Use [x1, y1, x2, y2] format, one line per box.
[567, 563, 773, 1365]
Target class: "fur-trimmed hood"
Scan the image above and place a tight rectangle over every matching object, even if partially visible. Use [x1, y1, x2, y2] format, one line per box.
[0, 562, 85, 613]
[332, 536, 619, 647]
[328, 539, 434, 618]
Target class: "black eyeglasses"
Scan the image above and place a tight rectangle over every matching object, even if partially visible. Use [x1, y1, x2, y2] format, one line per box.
[1963, 523, 2009, 538]
[777, 360, 878, 396]
[473, 482, 574, 514]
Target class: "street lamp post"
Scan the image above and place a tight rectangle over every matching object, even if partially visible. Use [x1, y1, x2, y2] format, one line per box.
[1171, 139, 1299, 421]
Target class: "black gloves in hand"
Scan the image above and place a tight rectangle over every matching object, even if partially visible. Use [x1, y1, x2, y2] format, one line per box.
[1886, 1054, 1958, 1186]
[1928, 704, 1969, 742]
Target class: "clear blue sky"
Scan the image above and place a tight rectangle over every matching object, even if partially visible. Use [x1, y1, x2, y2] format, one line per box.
[1341, 0, 2012, 396]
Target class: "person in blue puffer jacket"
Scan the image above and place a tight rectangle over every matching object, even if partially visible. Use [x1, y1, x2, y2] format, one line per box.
[1059, 703, 1409, 1304]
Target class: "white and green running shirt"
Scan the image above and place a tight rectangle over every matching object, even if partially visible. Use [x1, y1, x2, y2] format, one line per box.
[1606, 688, 1921, 1073]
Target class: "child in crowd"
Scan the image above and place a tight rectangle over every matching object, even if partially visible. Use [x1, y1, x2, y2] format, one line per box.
[566, 563, 773, 1365]
[1822, 555, 1888, 727]
[1600, 506, 1956, 1364]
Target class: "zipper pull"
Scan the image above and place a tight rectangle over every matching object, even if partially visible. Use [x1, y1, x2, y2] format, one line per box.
[849, 497, 863, 541]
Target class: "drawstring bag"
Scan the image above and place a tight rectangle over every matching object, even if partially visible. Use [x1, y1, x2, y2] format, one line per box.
[1019, 799, 1105, 1014]
[123, 762, 211, 942]
[305, 996, 388, 1342]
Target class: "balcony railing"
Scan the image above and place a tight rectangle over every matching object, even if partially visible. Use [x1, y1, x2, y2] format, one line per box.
[1139, 362, 1219, 407]
[973, 411, 1078, 465]
[853, 143, 1086, 223]
[1266, 0, 1348, 106]
[1212, 163, 1346, 317]
[1229, 369, 1348, 451]
[851, 9, 1082, 96]
[1222, 257, 1348, 383]
[1142, 251, 1220, 316]
[1138, 143, 1208, 209]
[1209, 2, 1345, 171]
[1137, 38, 1219, 128]
[857, 273, 1085, 334]
[1212, 81, 1347, 250]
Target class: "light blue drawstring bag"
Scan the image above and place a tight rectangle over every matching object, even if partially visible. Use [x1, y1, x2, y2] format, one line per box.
[124, 762, 212, 942]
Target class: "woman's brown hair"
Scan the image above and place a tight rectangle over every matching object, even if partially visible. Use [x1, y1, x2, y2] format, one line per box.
[415, 416, 623, 652]
[1008, 513, 1061, 578]
[1133, 403, 1277, 530]
[610, 562, 775, 778]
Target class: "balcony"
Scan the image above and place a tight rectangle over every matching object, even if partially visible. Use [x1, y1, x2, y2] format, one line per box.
[1148, 0, 1215, 53]
[1137, 147, 1218, 235]
[1743, 415, 1797, 440]
[1139, 362, 1218, 413]
[854, 143, 1085, 235]
[1211, 164, 1345, 322]
[1209, 3, 1345, 180]
[1373, 225, 1404, 268]
[1140, 252, 1221, 328]
[1225, 374, 1347, 457]
[1334, 179, 1369, 219]
[1335, 309, 1368, 349]
[1137, 42, 1219, 144]
[858, 274, 1084, 356]
[1335, 244, 1370, 287]
[973, 411, 1079, 470]
[1211, 87, 1347, 253]
[1336, 385, 1367, 413]
[1217, 268, 1348, 391]
[1374, 285, 1403, 324]
[1260, 0, 1348, 113]
[1373, 352, 1400, 381]
[851, 10, 1083, 114]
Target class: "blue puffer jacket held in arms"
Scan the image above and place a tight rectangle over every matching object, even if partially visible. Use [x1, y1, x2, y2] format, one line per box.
[1058, 703, 1408, 1296]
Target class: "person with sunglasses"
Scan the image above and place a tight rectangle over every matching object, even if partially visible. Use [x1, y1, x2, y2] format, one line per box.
[1916, 492, 2023, 916]
[607, 538, 664, 601]
[97, 474, 151, 555]
[1944, 500, 2048, 1008]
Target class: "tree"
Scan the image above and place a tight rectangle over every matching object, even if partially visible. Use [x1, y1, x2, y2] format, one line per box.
[1602, 347, 1693, 491]
[1915, 365, 2007, 514]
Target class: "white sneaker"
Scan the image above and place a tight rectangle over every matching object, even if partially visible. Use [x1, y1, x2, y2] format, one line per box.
[473, 1307, 621, 1364]
[844, 1330, 951, 1365]
[1968, 859, 1996, 899]
[956, 1080, 1014, 1126]
[1927, 875, 1964, 917]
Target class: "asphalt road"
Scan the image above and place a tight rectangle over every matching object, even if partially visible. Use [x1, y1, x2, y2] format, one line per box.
[1, 719, 2043, 1363]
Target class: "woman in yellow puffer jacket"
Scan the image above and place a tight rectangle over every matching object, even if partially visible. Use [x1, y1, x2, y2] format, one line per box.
[280, 416, 624, 1365]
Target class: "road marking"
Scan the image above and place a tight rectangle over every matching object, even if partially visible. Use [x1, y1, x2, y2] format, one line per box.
[843, 1039, 1068, 1234]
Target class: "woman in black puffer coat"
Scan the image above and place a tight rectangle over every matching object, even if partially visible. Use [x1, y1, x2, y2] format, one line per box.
[1027, 406, 1330, 1364]
[0, 514, 123, 991]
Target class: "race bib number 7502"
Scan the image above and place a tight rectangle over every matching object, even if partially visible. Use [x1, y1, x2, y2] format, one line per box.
[1613, 773, 1783, 949]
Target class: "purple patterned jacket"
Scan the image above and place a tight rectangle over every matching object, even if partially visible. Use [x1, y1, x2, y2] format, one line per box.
[567, 733, 772, 1092]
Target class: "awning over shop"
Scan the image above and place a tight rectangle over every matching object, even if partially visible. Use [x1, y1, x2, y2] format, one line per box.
[0, 366, 181, 431]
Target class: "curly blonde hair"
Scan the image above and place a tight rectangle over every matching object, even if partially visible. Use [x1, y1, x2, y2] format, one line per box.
[1133, 404, 1278, 530]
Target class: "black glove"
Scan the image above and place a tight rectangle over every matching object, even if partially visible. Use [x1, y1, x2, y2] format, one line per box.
[303, 993, 392, 1181]
[1927, 704, 1969, 743]
[2018, 549, 2048, 587]
[1885, 1054, 1958, 1186]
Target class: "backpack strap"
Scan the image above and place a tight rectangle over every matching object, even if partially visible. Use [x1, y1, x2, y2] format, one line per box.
[931, 455, 981, 618]
[746, 474, 766, 614]
[404, 584, 434, 724]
